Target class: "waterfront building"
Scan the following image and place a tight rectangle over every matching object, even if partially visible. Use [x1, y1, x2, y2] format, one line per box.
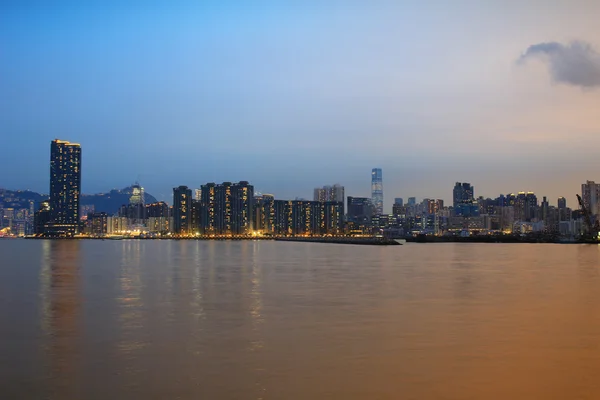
[191, 199, 201, 234]
[272, 200, 343, 235]
[47, 139, 82, 235]
[33, 200, 51, 235]
[371, 168, 383, 215]
[173, 186, 192, 234]
[199, 181, 254, 235]
[146, 202, 170, 233]
[581, 181, 600, 217]
[347, 196, 375, 233]
[89, 212, 108, 235]
[200, 183, 217, 234]
[253, 194, 275, 233]
[146, 201, 169, 218]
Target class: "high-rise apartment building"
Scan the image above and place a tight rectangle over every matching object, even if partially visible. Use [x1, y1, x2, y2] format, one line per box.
[48, 139, 82, 235]
[173, 186, 192, 234]
[314, 184, 345, 202]
[371, 168, 383, 215]
[199, 181, 254, 235]
[581, 181, 600, 217]
[557, 197, 566, 209]
[271, 200, 343, 235]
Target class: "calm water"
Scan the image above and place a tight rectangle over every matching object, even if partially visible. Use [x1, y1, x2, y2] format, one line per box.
[2, 240, 600, 399]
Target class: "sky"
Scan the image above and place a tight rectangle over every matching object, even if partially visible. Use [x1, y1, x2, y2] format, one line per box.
[2, 0, 600, 211]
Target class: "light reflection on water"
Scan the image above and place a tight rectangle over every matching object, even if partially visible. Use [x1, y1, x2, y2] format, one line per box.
[2, 241, 600, 399]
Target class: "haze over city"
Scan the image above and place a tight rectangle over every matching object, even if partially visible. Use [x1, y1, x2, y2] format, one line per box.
[2, 1, 600, 210]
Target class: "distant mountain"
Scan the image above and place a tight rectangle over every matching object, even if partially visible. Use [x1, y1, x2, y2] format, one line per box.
[81, 186, 158, 215]
[0, 189, 46, 210]
[0, 186, 157, 215]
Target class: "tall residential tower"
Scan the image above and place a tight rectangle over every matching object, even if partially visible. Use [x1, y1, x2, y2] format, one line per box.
[48, 139, 82, 235]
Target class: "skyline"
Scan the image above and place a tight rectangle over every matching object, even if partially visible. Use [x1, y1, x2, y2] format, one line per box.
[2, 1, 600, 210]
[2, 137, 590, 212]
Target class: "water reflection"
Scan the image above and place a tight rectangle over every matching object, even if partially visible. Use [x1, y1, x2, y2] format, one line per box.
[117, 240, 145, 354]
[6, 240, 600, 399]
[40, 240, 82, 399]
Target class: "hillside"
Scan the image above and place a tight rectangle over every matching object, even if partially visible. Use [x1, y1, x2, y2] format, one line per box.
[0, 186, 158, 215]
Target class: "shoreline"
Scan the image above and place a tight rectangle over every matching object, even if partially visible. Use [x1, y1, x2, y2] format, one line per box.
[18, 236, 401, 245]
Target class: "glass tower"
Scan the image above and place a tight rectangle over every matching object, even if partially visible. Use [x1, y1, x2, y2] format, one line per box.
[49, 139, 82, 235]
[371, 168, 383, 215]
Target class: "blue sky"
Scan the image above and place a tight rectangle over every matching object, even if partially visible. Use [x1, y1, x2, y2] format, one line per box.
[2, 1, 600, 211]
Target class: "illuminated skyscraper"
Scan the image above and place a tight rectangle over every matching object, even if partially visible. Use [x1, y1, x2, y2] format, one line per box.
[128, 182, 145, 223]
[48, 139, 81, 235]
[199, 181, 254, 235]
[173, 186, 192, 234]
[129, 183, 144, 205]
[371, 168, 383, 215]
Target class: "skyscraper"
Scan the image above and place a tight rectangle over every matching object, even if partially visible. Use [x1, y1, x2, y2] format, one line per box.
[581, 181, 600, 217]
[371, 168, 383, 215]
[347, 196, 374, 233]
[394, 198, 403, 207]
[199, 181, 254, 235]
[453, 182, 478, 217]
[128, 182, 145, 223]
[313, 184, 345, 214]
[173, 186, 192, 234]
[48, 139, 82, 235]
[453, 182, 474, 207]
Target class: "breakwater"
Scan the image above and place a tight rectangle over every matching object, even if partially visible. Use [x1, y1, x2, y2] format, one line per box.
[274, 236, 401, 245]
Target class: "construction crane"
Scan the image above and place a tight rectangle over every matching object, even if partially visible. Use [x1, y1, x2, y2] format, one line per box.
[576, 194, 600, 241]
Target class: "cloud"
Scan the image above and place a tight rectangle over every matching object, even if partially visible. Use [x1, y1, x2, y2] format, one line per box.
[518, 41, 600, 88]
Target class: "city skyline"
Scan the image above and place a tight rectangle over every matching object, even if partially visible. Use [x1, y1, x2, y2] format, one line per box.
[2, 1, 600, 208]
[4, 139, 594, 213]
[3, 138, 598, 237]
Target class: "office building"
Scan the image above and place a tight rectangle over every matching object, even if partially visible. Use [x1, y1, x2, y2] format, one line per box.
[47, 139, 82, 235]
[392, 203, 407, 216]
[347, 196, 375, 232]
[453, 182, 474, 207]
[558, 197, 566, 209]
[371, 168, 383, 215]
[453, 182, 478, 217]
[173, 186, 192, 234]
[394, 198, 403, 207]
[407, 197, 416, 206]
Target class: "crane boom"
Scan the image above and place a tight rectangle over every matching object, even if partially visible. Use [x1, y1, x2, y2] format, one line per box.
[577, 194, 599, 240]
